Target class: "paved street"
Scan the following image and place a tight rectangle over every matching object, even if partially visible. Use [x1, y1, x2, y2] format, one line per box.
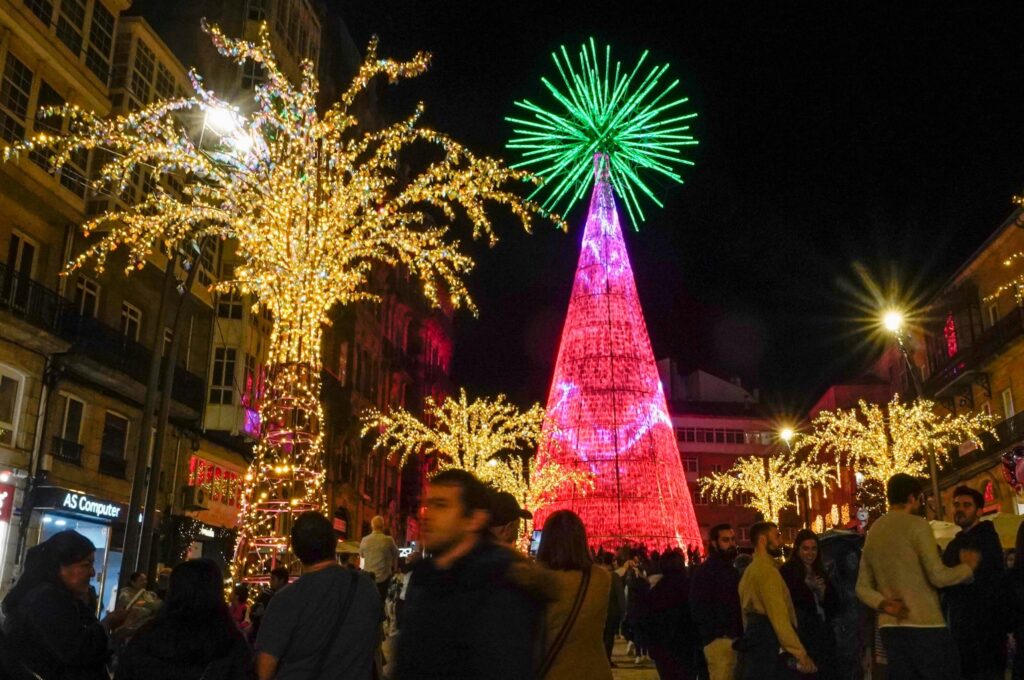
[610, 638, 660, 680]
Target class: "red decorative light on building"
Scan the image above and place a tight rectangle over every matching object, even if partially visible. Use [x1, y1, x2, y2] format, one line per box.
[944, 312, 958, 358]
[533, 158, 703, 551]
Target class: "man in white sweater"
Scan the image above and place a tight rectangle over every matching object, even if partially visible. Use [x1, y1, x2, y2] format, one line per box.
[856, 473, 981, 680]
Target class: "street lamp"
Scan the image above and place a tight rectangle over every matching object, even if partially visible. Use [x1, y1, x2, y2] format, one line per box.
[882, 308, 944, 519]
[779, 427, 795, 445]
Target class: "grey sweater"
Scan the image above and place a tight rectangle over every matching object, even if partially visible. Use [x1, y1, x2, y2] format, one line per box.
[856, 510, 973, 627]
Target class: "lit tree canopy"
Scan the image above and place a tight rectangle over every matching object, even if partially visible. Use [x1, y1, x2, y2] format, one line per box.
[698, 449, 835, 523]
[798, 395, 997, 486]
[362, 389, 592, 512]
[6, 23, 560, 364]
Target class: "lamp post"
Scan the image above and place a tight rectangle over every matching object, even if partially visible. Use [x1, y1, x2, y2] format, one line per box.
[883, 310, 944, 520]
[779, 426, 811, 526]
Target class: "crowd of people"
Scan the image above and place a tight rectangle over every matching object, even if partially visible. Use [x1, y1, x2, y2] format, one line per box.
[5, 468, 1024, 679]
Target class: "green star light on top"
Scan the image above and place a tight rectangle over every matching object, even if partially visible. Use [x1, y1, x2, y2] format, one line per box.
[508, 38, 699, 227]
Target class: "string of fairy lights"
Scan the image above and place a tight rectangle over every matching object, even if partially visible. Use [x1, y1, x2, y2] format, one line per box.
[4, 22, 556, 583]
[363, 389, 593, 518]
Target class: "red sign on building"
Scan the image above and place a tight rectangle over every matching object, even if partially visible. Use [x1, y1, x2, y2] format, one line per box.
[0, 483, 15, 523]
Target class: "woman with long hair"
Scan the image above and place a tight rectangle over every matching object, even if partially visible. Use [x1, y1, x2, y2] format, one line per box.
[779, 529, 838, 680]
[536, 510, 612, 680]
[115, 558, 254, 680]
[1, 530, 128, 679]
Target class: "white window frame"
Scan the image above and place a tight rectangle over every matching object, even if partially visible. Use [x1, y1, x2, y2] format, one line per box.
[58, 392, 85, 443]
[681, 457, 698, 474]
[1003, 388, 1015, 420]
[120, 301, 142, 341]
[8, 230, 38, 279]
[75, 276, 100, 317]
[0, 365, 26, 447]
[988, 303, 999, 328]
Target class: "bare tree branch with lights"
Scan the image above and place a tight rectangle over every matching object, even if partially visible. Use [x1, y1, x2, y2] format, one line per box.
[698, 449, 836, 523]
[4, 24, 560, 583]
[363, 389, 593, 514]
[798, 395, 996, 491]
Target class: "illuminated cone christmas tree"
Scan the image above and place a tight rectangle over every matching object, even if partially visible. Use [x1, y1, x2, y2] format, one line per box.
[509, 41, 702, 549]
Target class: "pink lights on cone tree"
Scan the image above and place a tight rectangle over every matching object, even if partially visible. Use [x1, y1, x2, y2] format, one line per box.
[532, 159, 701, 549]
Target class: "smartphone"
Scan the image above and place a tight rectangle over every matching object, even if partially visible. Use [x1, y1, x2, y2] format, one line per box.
[529, 530, 542, 556]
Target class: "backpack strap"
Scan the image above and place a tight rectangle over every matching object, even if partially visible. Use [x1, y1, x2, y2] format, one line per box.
[537, 567, 592, 679]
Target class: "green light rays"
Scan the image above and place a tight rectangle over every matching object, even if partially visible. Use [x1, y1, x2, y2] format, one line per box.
[507, 38, 698, 227]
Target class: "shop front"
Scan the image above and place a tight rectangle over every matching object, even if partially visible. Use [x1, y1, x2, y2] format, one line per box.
[29, 485, 128, 614]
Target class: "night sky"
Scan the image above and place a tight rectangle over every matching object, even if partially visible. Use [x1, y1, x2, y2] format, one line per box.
[341, 2, 1024, 414]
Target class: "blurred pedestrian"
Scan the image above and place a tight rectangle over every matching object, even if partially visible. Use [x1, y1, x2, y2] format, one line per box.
[780, 529, 838, 680]
[394, 469, 537, 680]
[360, 515, 399, 601]
[690, 523, 742, 680]
[256, 512, 380, 679]
[600, 552, 626, 665]
[624, 558, 651, 664]
[229, 584, 251, 634]
[856, 474, 979, 680]
[1, 530, 128, 679]
[250, 566, 289, 642]
[535, 510, 612, 680]
[737, 521, 816, 678]
[647, 550, 699, 679]
[1002, 521, 1024, 679]
[112, 570, 161, 646]
[115, 559, 253, 680]
[941, 485, 1006, 680]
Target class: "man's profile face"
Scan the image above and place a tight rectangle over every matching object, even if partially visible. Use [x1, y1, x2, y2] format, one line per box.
[421, 483, 486, 555]
[714, 529, 737, 559]
[953, 495, 980, 529]
[765, 527, 784, 557]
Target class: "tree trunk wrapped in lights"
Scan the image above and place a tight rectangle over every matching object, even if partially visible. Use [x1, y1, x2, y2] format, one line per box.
[698, 449, 836, 523]
[363, 389, 593, 516]
[4, 24, 555, 583]
[798, 395, 996, 491]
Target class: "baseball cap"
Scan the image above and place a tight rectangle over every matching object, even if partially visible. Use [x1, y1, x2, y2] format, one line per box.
[489, 491, 532, 527]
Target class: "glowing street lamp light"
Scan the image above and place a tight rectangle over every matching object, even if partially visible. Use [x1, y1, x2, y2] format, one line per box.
[882, 310, 904, 333]
[779, 427, 795, 445]
[204, 105, 238, 135]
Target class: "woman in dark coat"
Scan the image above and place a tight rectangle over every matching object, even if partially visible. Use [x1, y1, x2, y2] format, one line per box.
[115, 558, 254, 680]
[779, 529, 838, 680]
[1, 530, 128, 680]
[646, 550, 699, 680]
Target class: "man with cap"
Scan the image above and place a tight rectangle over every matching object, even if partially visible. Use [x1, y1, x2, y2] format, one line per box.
[488, 491, 532, 548]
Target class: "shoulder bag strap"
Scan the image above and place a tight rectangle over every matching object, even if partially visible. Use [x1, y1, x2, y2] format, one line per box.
[536, 567, 592, 679]
[310, 570, 361, 679]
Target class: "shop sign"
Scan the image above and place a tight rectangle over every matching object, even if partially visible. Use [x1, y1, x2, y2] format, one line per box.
[198, 526, 216, 538]
[33, 486, 127, 521]
[0, 483, 14, 523]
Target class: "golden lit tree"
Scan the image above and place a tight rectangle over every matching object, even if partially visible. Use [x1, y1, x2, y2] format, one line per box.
[798, 395, 996, 487]
[363, 389, 593, 514]
[698, 449, 835, 523]
[4, 24, 558, 582]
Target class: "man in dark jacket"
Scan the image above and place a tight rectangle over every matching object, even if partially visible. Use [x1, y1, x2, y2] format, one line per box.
[941, 485, 1006, 680]
[394, 469, 537, 680]
[689, 523, 742, 680]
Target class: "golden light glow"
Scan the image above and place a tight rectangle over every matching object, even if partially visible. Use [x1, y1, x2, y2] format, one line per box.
[4, 24, 559, 583]
[363, 389, 593, 515]
[698, 448, 835, 523]
[779, 427, 795, 443]
[882, 310, 904, 333]
[798, 395, 996, 487]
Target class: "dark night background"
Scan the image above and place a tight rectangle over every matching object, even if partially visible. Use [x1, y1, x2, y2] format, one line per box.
[341, 2, 1024, 414]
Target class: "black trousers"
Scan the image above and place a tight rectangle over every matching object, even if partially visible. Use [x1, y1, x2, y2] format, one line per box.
[738, 613, 794, 680]
[880, 626, 961, 680]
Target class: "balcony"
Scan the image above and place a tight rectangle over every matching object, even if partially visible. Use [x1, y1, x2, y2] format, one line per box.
[98, 454, 127, 478]
[51, 437, 83, 465]
[946, 410, 1024, 473]
[0, 260, 206, 415]
[924, 307, 1024, 397]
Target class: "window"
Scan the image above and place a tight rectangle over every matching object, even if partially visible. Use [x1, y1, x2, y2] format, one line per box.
[130, 41, 155, 103]
[197, 239, 217, 287]
[75, 276, 99, 317]
[24, 0, 55, 25]
[6, 232, 37, 310]
[100, 411, 128, 459]
[0, 53, 32, 144]
[241, 60, 266, 90]
[30, 82, 65, 169]
[120, 302, 142, 341]
[988, 303, 999, 328]
[217, 291, 243, 319]
[681, 457, 698, 473]
[246, 0, 267, 21]
[711, 464, 723, 474]
[110, 32, 132, 90]
[209, 347, 237, 405]
[1003, 388, 1015, 420]
[0, 369, 23, 446]
[59, 394, 84, 442]
[56, 0, 87, 55]
[162, 327, 174, 357]
[154, 63, 175, 100]
[86, 2, 115, 82]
